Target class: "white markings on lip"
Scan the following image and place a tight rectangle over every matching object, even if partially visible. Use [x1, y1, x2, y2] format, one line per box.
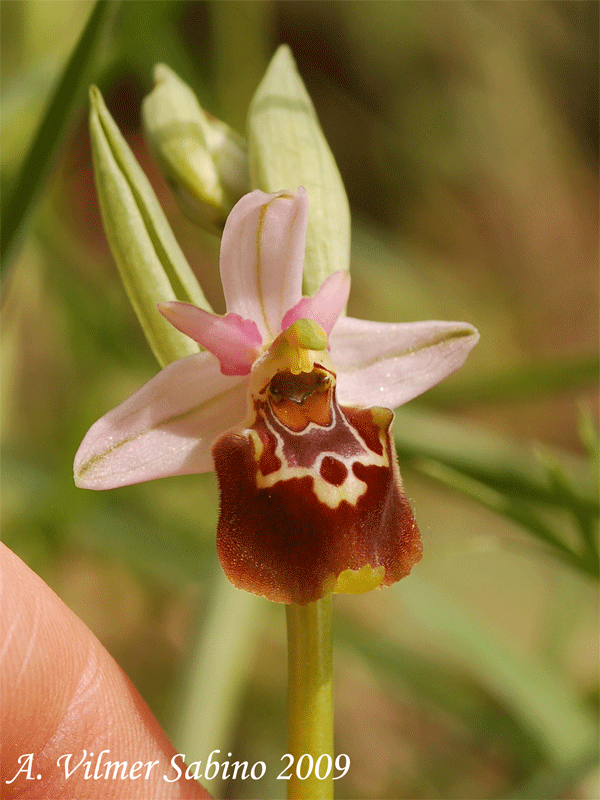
[249, 396, 389, 510]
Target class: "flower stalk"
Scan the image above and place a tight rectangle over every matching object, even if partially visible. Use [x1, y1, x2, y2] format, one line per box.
[286, 597, 334, 800]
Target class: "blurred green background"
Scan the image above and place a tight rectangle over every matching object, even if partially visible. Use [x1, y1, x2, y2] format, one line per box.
[1, 2, 598, 799]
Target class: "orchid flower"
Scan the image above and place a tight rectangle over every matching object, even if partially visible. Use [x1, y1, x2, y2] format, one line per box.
[75, 188, 478, 605]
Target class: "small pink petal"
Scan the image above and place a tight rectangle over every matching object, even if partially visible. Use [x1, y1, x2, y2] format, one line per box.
[219, 188, 308, 341]
[282, 271, 350, 337]
[158, 302, 262, 375]
[330, 317, 479, 408]
[74, 352, 248, 489]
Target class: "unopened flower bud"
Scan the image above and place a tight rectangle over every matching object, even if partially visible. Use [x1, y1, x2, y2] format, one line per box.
[142, 64, 249, 233]
[88, 85, 210, 367]
[247, 46, 350, 296]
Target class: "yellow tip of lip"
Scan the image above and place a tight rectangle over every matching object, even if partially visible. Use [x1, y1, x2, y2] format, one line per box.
[331, 564, 385, 595]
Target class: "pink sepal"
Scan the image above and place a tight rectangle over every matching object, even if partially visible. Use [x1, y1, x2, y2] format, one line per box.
[330, 317, 480, 409]
[219, 188, 308, 341]
[74, 352, 248, 488]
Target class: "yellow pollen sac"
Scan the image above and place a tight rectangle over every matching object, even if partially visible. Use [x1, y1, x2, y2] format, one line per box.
[288, 347, 311, 375]
[331, 564, 386, 595]
[277, 319, 328, 375]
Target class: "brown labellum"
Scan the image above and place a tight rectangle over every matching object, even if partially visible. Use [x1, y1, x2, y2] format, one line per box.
[212, 364, 422, 604]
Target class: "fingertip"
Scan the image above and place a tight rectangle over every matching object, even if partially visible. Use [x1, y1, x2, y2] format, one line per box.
[0, 544, 210, 799]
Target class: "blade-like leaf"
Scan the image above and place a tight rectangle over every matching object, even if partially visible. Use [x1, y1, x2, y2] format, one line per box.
[401, 577, 598, 765]
[415, 458, 598, 578]
[394, 405, 598, 515]
[424, 353, 599, 406]
[1, 0, 119, 275]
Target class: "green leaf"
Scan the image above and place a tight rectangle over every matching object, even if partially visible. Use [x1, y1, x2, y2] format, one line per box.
[335, 617, 544, 768]
[577, 402, 600, 490]
[415, 458, 598, 578]
[401, 576, 598, 765]
[394, 405, 598, 578]
[424, 353, 599, 406]
[1, 0, 120, 275]
[501, 746, 599, 799]
[173, 576, 264, 798]
[394, 405, 598, 516]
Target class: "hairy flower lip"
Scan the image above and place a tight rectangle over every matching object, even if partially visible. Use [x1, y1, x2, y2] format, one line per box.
[213, 399, 423, 604]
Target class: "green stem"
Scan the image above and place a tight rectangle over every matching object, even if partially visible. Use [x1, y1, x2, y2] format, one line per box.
[286, 595, 334, 800]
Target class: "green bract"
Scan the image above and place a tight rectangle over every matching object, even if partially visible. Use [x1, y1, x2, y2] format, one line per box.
[247, 45, 351, 296]
[142, 64, 249, 233]
[89, 85, 211, 367]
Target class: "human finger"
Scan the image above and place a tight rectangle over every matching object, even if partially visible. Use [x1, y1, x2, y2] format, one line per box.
[0, 544, 211, 799]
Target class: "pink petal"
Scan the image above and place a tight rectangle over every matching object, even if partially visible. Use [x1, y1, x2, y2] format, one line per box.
[330, 317, 479, 408]
[219, 188, 308, 341]
[282, 270, 350, 337]
[158, 302, 262, 375]
[74, 353, 248, 489]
